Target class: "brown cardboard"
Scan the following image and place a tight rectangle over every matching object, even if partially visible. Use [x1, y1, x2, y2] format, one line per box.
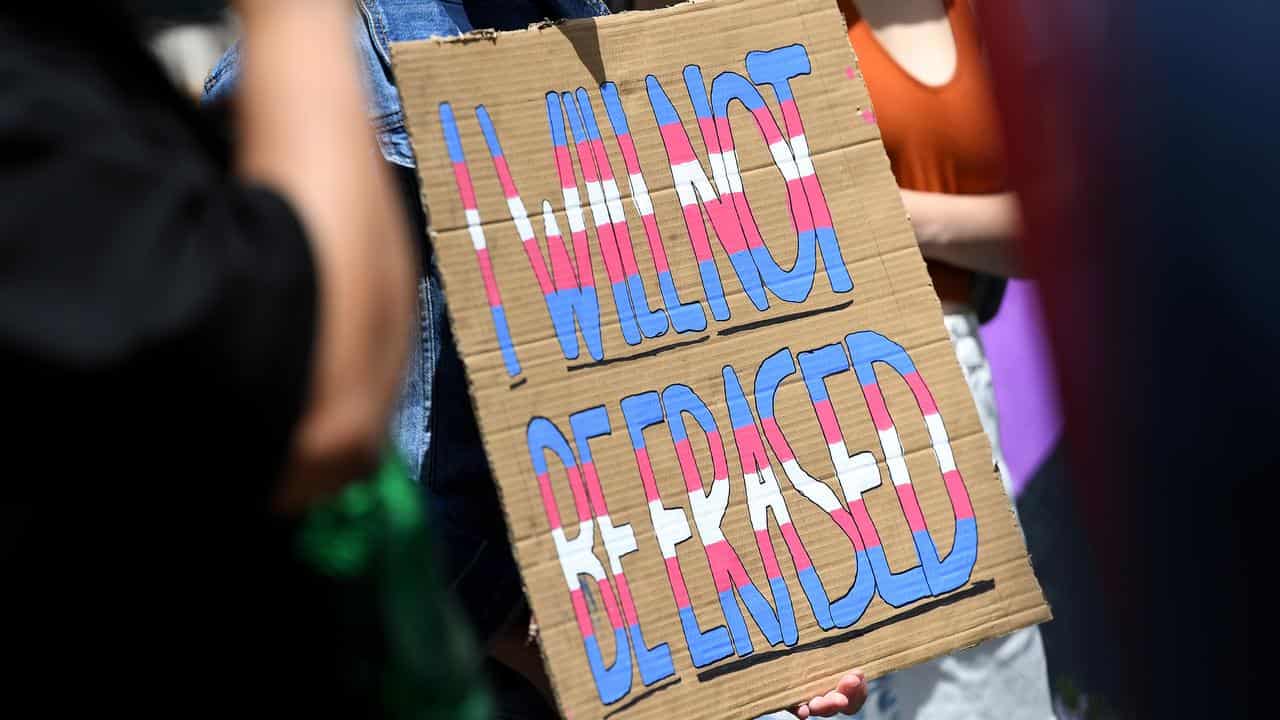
[392, 1, 1049, 717]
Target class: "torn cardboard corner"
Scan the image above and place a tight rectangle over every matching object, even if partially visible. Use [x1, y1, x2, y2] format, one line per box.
[392, 0, 1050, 718]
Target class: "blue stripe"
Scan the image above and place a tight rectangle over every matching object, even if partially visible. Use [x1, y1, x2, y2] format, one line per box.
[601, 82, 632, 136]
[546, 92, 569, 147]
[645, 74, 683, 128]
[475, 105, 505, 158]
[683, 65, 714, 119]
[490, 305, 522, 376]
[576, 88, 604, 141]
[439, 102, 465, 163]
[677, 606, 733, 668]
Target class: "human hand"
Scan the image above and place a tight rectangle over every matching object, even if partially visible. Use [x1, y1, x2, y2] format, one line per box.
[795, 671, 868, 718]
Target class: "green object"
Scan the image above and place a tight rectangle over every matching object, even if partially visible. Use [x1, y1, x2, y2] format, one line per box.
[298, 450, 493, 720]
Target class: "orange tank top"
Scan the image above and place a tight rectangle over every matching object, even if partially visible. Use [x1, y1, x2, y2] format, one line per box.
[839, 0, 1008, 304]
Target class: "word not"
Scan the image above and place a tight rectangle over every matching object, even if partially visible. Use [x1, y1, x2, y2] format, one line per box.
[440, 45, 852, 376]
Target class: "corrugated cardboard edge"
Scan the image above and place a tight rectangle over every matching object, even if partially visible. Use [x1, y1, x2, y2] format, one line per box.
[391, 0, 1054, 714]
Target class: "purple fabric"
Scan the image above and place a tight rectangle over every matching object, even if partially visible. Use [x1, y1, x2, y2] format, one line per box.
[979, 280, 1062, 495]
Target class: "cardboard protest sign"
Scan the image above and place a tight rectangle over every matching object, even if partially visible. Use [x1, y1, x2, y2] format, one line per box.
[393, 0, 1049, 717]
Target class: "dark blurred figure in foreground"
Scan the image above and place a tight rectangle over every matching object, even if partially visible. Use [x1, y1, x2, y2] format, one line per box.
[979, 1, 1266, 716]
[1, 2, 484, 716]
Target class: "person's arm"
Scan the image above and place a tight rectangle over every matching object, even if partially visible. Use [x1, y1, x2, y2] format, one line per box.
[901, 189, 1025, 278]
[234, 0, 416, 511]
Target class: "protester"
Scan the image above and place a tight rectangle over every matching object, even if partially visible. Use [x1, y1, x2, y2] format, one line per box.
[1, 1, 486, 716]
[830, 0, 1054, 718]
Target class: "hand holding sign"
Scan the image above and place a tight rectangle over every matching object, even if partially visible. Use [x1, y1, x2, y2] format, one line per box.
[393, 1, 1049, 717]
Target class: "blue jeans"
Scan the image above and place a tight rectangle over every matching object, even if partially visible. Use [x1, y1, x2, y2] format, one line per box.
[204, 0, 609, 644]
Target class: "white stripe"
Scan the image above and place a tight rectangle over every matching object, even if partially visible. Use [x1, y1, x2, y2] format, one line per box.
[541, 201, 563, 239]
[744, 466, 790, 530]
[688, 478, 729, 546]
[780, 459, 843, 513]
[551, 521, 605, 591]
[671, 160, 719, 205]
[877, 427, 912, 486]
[791, 134, 816, 177]
[629, 173, 654, 216]
[709, 151, 731, 196]
[769, 141, 801, 182]
[601, 179, 626, 223]
[648, 499, 692, 559]
[675, 182, 697, 207]
[584, 181, 609, 228]
[924, 413, 957, 473]
[465, 208, 481, 226]
[829, 442, 883, 500]
[596, 514, 638, 576]
[723, 150, 744, 194]
[468, 225, 487, 251]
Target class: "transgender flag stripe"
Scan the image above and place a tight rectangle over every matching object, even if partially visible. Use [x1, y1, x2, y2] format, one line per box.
[439, 103, 520, 377]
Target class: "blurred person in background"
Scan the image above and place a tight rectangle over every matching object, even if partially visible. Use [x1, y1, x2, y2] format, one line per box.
[829, 1, 1055, 718]
[1, 1, 486, 716]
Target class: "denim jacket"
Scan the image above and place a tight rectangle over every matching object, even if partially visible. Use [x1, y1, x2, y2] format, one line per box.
[204, 0, 608, 486]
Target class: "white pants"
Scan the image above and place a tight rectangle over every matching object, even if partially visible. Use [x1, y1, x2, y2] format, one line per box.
[763, 312, 1054, 720]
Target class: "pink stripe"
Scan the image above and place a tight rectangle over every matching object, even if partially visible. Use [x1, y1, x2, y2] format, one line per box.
[831, 507, 865, 551]
[813, 399, 845, 445]
[548, 234, 580, 293]
[733, 424, 765, 461]
[863, 383, 895, 431]
[674, 438, 702, 493]
[730, 191, 766, 249]
[713, 117, 736, 153]
[554, 145, 575, 189]
[760, 418, 796, 462]
[566, 466, 592, 523]
[590, 139, 615, 181]
[944, 470, 975, 520]
[801, 175, 834, 228]
[615, 574, 640, 627]
[779, 99, 806, 137]
[665, 557, 691, 608]
[536, 471, 562, 530]
[905, 372, 939, 415]
[779, 522, 813, 571]
[522, 238, 555, 296]
[597, 579, 625, 630]
[492, 156, 518, 198]
[706, 430, 729, 481]
[643, 217, 669, 272]
[452, 162, 477, 210]
[571, 230, 595, 289]
[659, 123, 695, 165]
[614, 224, 641, 276]
[896, 483, 928, 534]
[597, 224, 626, 283]
[698, 117, 722, 153]
[705, 540, 738, 593]
[850, 499, 882, 548]
[476, 249, 502, 309]
[581, 462, 609, 515]
[616, 133, 641, 172]
[571, 588, 594, 638]
[683, 205, 715, 262]
[750, 106, 785, 145]
[573, 141, 600, 183]
[754, 529, 783, 579]
[634, 448, 659, 500]
[786, 178, 815, 232]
